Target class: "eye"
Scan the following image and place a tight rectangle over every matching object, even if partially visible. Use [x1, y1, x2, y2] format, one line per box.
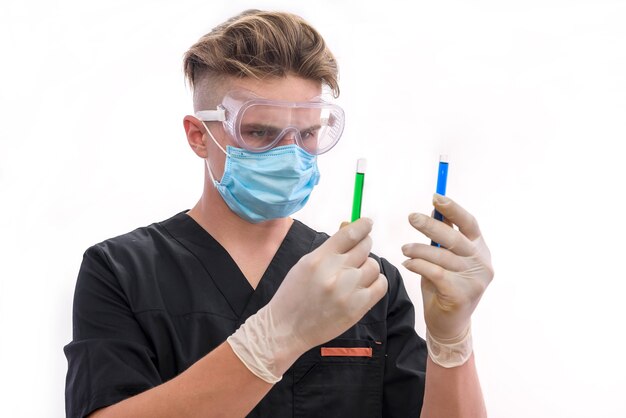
[300, 128, 320, 140]
[243, 126, 279, 140]
[249, 129, 268, 138]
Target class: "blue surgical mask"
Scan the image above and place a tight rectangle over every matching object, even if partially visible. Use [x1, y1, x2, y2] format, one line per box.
[204, 129, 320, 223]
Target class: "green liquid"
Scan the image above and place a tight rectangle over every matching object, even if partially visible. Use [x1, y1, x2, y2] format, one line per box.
[351, 172, 365, 221]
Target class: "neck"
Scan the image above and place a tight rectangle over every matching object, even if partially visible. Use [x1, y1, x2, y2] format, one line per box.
[187, 179, 294, 288]
[187, 176, 293, 252]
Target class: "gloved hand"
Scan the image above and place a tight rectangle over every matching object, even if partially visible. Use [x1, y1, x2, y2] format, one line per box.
[401, 194, 493, 366]
[228, 218, 388, 383]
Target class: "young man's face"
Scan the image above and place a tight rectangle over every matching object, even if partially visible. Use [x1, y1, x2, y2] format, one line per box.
[202, 74, 323, 180]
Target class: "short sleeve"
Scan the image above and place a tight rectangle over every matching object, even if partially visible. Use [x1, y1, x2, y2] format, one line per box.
[380, 258, 428, 417]
[64, 245, 162, 418]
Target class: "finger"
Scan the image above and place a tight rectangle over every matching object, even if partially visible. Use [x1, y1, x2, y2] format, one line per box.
[342, 235, 374, 268]
[324, 217, 373, 254]
[401, 243, 467, 272]
[408, 213, 475, 257]
[356, 257, 381, 288]
[430, 209, 453, 226]
[339, 221, 350, 229]
[364, 274, 388, 306]
[430, 209, 454, 229]
[432, 194, 482, 241]
[402, 258, 447, 285]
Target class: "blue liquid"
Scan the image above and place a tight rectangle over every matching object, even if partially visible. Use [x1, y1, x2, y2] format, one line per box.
[431, 161, 448, 247]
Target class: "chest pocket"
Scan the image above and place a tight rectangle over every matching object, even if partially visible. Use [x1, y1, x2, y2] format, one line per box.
[292, 338, 383, 418]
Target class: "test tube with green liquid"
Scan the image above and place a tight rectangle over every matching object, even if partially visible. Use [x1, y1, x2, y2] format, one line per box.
[351, 158, 367, 221]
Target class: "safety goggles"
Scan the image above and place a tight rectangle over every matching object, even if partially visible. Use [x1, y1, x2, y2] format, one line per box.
[195, 90, 345, 155]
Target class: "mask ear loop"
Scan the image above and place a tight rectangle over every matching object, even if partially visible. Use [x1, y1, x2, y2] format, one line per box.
[199, 120, 230, 187]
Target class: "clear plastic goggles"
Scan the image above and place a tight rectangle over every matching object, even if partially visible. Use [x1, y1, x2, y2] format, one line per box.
[195, 90, 345, 155]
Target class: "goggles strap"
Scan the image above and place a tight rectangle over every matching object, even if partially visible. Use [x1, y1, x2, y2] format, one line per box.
[196, 108, 226, 122]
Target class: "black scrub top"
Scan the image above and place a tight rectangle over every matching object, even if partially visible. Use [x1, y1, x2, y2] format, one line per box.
[64, 211, 427, 418]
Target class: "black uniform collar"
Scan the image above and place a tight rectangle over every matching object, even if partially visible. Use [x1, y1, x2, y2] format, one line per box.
[160, 211, 318, 320]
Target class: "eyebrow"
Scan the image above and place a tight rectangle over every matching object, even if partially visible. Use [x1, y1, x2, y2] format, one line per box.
[301, 124, 322, 131]
[241, 123, 281, 131]
[242, 123, 322, 131]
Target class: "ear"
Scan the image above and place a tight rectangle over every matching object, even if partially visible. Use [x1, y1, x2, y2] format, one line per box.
[183, 115, 208, 158]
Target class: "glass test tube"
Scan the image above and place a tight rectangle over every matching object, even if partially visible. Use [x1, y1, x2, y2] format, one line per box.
[351, 158, 367, 222]
[431, 154, 449, 247]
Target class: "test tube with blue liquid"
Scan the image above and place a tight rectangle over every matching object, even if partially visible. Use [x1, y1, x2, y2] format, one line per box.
[431, 155, 449, 247]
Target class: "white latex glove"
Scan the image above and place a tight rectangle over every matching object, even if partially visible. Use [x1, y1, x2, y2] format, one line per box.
[401, 194, 493, 363]
[228, 218, 388, 383]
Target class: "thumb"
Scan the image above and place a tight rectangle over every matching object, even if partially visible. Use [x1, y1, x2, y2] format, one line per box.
[323, 217, 373, 255]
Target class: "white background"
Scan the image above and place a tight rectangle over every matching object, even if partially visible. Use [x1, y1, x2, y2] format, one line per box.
[1, 0, 625, 416]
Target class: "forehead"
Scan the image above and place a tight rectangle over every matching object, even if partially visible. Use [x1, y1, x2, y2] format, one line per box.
[242, 105, 323, 125]
[229, 74, 322, 102]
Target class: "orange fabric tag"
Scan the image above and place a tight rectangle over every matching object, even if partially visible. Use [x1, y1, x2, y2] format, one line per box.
[320, 347, 373, 357]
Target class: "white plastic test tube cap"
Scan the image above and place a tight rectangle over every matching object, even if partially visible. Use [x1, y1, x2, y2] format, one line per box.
[356, 158, 367, 173]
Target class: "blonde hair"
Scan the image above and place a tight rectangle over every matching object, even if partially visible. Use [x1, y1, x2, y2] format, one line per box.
[183, 9, 340, 106]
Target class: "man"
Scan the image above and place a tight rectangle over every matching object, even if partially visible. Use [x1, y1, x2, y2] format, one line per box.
[65, 9, 493, 418]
